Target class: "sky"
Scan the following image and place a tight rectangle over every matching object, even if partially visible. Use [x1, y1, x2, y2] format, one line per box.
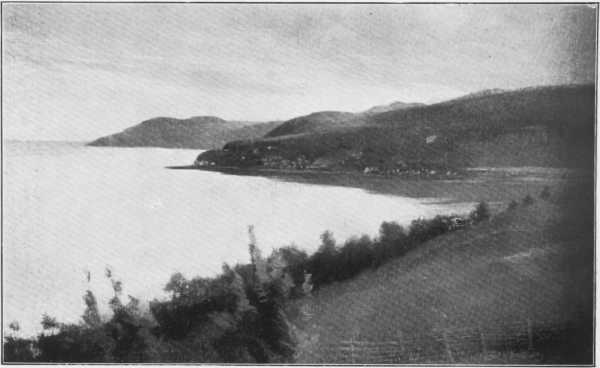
[2, 4, 597, 141]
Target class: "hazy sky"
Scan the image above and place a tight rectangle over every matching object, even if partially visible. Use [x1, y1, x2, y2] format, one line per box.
[3, 4, 596, 141]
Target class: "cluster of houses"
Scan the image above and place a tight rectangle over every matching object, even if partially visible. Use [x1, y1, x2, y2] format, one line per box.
[261, 154, 311, 170]
[194, 159, 216, 167]
[445, 216, 469, 230]
[362, 166, 459, 177]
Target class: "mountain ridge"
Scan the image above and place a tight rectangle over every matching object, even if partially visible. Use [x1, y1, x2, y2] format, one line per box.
[88, 99, 428, 149]
[88, 116, 281, 149]
[195, 84, 594, 171]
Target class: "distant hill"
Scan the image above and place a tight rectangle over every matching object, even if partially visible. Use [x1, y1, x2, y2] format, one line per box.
[448, 88, 506, 102]
[89, 100, 425, 149]
[195, 84, 594, 170]
[264, 111, 358, 138]
[88, 116, 281, 149]
[362, 101, 426, 115]
[265, 102, 425, 139]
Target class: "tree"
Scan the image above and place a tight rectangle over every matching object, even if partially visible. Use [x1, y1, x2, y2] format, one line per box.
[41, 314, 59, 330]
[82, 290, 102, 327]
[337, 235, 374, 280]
[540, 186, 551, 200]
[523, 194, 535, 206]
[267, 245, 308, 295]
[470, 201, 491, 223]
[378, 221, 409, 257]
[319, 231, 337, 254]
[307, 231, 339, 286]
[4, 321, 36, 362]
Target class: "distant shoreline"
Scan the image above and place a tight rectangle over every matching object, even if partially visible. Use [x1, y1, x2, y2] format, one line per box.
[167, 164, 590, 203]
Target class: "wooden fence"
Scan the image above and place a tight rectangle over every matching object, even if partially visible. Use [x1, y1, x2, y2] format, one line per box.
[304, 318, 583, 364]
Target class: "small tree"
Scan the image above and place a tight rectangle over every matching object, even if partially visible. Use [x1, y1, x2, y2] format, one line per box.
[307, 231, 339, 286]
[470, 201, 491, 223]
[540, 186, 551, 200]
[4, 321, 36, 362]
[41, 314, 59, 330]
[523, 194, 535, 206]
[379, 222, 407, 248]
[82, 290, 102, 327]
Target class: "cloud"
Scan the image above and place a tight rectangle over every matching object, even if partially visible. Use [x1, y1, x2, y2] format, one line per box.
[2, 4, 596, 140]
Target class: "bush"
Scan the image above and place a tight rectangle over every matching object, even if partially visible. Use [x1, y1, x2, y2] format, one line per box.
[3, 322, 36, 362]
[508, 200, 519, 210]
[307, 231, 339, 286]
[540, 186, 551, 200]
[5, 212, 478, 363]
[523, 194, 535, 206]
[336, 235, 374, 280]
[267, 246, 308, 297]
[378, 221, 409, 258]
[409, 216, 448, 243]
[470, 201, 491, 223]
[36, 323, 115, 362]
[408, 218, 433, 243]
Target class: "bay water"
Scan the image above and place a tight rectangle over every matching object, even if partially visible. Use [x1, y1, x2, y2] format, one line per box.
[3, 141, 474, 336]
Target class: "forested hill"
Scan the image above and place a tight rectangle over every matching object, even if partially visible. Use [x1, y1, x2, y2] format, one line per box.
[88, 100, 427, 150]
[88, 116, 281, 149]
[263, 102, 426, 138]
[195, 84, 595, 171]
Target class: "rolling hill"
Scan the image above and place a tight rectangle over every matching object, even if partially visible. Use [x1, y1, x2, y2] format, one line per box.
[88, 100, 427, 150]
[88, 116, 281, 149]
[291, 179, 593, 363]
[195, 84, 594, 171]
[362, 101, 426, 115]
[264, 111, 358, 138]
[264, 102, 426, 138]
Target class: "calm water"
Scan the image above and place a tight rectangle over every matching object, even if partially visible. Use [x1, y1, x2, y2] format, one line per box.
[3, 141, 474, 336]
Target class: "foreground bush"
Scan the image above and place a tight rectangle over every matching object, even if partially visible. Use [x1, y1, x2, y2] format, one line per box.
[4, 203, 490, 362]
[470, 201, 491, 223]
[4, 229, 297, 363]
[523, 194, 535, 206]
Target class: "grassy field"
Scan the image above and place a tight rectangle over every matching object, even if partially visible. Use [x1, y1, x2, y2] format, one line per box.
[288, 176, 593, 364]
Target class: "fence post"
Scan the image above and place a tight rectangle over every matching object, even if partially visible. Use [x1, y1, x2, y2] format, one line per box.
[442, 329, 454, 363]
[527, 318, 534, 352]
[350, 336, 355, 364]
[478, 323, 487, 354]
[394, 330, 405, 363]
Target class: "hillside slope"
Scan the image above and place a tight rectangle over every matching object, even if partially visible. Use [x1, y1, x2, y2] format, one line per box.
[264, 111, 357, 138]
[291, 180, 593, 364]
[196, 84, 594, 170]
[264, 102, 426, 139]
[89, 116, 281, 149]
[362, 101, 425, 115]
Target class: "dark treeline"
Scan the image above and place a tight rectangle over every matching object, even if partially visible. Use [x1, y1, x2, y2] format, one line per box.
[4, 202, 495, 363]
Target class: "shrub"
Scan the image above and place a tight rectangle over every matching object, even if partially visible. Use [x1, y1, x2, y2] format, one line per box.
[408, 218, 432, 243]
[307, 231, 339, 286]
[6, 212, 478, 363]
[267, 245, 308, 296]
[378, 221, 409, 258]
[470, 201, 491, 223]
[36, 323, 115, 362]
[336, 235, 374, 280]
[409, 216, 450, 243]
[4, 322, 36, 362]
[3, 336, 36, 362]
[523, 194, 535, 206]
[540, 186, 551, 200]
[508, 200, 519, 210]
